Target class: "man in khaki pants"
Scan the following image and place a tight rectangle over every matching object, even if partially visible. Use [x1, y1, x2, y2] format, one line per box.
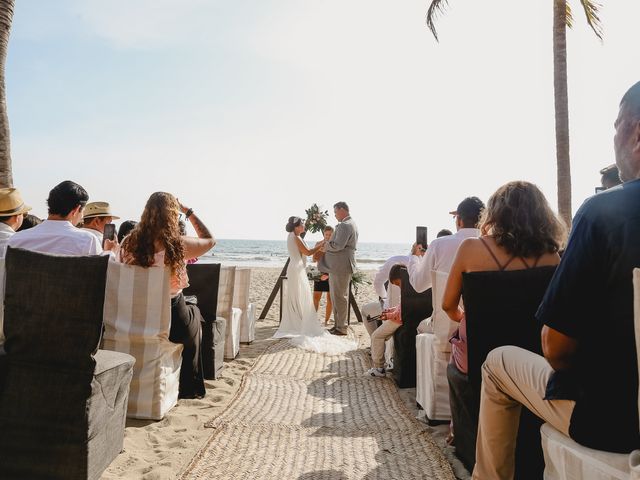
[364, 265, 406, 377]
[473, 80, 640, 479]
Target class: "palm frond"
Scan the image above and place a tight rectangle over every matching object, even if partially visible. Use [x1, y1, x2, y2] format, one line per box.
[426, 0, 449, 42]
[578, 0, 603, 39]
[565, 3, 574, 29]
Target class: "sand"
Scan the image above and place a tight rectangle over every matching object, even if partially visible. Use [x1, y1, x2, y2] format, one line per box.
[102, 267, 470, 480]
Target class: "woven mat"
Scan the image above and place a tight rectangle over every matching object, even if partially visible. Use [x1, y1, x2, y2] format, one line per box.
[181, 334, 456, 480]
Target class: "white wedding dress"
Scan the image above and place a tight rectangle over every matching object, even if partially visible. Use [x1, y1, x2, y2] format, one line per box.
[273, 233, 357, 355]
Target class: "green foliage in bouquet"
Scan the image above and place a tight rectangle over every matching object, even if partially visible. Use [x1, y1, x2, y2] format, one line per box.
[350, 270, 370, 296]
[304, 203, 329, 234]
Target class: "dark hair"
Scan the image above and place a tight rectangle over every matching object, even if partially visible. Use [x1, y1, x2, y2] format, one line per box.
[16, 214, 42, 232]
[599, 164, 621, 189]
[456, 196, 484, 228]
[437, 229, 453, 238]
[47, 180, 89, 216]
[388, 264, 407, 283]
[285, 216, 303, 233]
[333, 201, 349, 212]
[117, 220, 138, 243]
[480, 181, 566, 258]
[323, 225, 334, 232]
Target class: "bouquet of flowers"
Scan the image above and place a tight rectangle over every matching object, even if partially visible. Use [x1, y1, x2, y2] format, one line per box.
[306, 265, 324, 282]
[304, 203, 329, 234]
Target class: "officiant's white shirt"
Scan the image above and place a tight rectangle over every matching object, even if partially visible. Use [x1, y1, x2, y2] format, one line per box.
[407, 228, 480, 293]
[373, 254, 412, 304]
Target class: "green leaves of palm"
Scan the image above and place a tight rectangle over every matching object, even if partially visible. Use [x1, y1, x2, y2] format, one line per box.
[426, 0, 603, 41]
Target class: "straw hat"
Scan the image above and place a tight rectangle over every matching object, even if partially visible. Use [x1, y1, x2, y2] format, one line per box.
[0, 188, 32, 216]
[83, 201, 120, 220]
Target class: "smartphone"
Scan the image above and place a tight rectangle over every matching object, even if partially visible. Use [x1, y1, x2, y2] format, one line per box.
[103, 223, 116, 247]
[416, 226, 428, 250]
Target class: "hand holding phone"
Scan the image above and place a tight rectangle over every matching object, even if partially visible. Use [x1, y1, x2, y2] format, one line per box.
[416, 226, 428, 250]
[102, 223, 116, 248]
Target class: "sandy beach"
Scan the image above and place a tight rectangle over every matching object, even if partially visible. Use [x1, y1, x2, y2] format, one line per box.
[102, 267, 469, 480]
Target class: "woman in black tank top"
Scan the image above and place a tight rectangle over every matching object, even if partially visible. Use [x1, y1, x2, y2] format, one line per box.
[442, 181, 566, 374]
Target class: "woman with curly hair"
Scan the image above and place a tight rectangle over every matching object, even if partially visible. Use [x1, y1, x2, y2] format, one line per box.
[442, 181, 566, 375]
[118, 192, 215, 398]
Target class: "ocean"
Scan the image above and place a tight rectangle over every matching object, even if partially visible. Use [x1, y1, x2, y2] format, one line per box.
[199, 238, 411, 271]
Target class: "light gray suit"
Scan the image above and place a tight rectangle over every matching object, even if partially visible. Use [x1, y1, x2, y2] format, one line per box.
[318, 216, 358, 333]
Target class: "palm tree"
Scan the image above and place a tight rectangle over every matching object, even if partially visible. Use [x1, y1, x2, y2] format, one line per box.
[426, 0, 602, 228]
[0, 0, 14, 188]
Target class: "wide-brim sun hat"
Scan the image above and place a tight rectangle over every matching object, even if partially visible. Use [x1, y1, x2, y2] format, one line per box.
[83, 201, 120, 220]
[0, 188, 32, 216]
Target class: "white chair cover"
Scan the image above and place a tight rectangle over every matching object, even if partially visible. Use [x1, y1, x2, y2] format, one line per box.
[541, 424, 629, 480]
[234, 268, 255, 343]
[218, 266, 241, 359]
[431, 271, 456, 352]
[415, 271, 452, 421]
[541, 268, 640, 479]
[416, 332, 451, 421]
[241, 303, 256, 343]
[102, 262, 182, 420]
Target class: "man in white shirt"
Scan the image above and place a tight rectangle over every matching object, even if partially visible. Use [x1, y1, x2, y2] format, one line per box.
[81, 201, 120, 244]
[408, 196, 484, 293]
[9, 180, 103, 256]
[0, 188, 32, 259]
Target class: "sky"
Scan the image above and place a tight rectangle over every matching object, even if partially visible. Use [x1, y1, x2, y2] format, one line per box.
[6, 1, 640, 243]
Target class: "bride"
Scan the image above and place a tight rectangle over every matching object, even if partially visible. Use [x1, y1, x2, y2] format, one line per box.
[273, 216, 357, 355]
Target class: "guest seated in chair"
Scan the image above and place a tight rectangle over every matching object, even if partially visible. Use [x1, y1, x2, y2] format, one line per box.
[362, 247, 420, 337]
[81, 201, 120, 243]
[364, 264, 407, 378]
[117, 220, 137, 243]
[472, 81, 640, 479]
[0, 188, 31, 258]
[116, 192, 216, 399]
[443, 181, 564, 469]
[408, 196, 485, 293]
[443, 181, 564, 375]
[9, 180, 112, 256]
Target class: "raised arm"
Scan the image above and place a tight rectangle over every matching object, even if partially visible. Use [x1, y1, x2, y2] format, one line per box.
[295, 235, 322, 257]
[408, 244, 434, 293]
[179, 202, 216, 259]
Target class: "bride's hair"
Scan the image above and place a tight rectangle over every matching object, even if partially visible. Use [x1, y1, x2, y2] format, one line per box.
[285, 216, 303, 233]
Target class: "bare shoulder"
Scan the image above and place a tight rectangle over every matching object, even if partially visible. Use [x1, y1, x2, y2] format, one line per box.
[457, 237, 483, 255]
[537, 251, 561, 267]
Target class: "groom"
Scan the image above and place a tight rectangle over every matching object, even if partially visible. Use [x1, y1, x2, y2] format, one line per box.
[319, 201, 358, 336]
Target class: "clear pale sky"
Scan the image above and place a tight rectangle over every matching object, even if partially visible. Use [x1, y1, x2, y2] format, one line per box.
[6, 1, 640, 243]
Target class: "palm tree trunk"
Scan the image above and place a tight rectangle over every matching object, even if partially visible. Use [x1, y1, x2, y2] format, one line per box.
[0, 0, 14, 188]
[553, 0, 571, 228]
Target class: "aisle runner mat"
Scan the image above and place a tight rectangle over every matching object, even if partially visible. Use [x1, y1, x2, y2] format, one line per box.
[181, 336, 456, 480]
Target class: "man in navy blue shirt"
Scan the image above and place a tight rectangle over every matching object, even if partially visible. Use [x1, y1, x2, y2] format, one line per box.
[472, 81, 640, 479]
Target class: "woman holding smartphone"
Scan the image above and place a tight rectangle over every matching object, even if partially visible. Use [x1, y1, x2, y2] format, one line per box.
[117, 192, 215, 398]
